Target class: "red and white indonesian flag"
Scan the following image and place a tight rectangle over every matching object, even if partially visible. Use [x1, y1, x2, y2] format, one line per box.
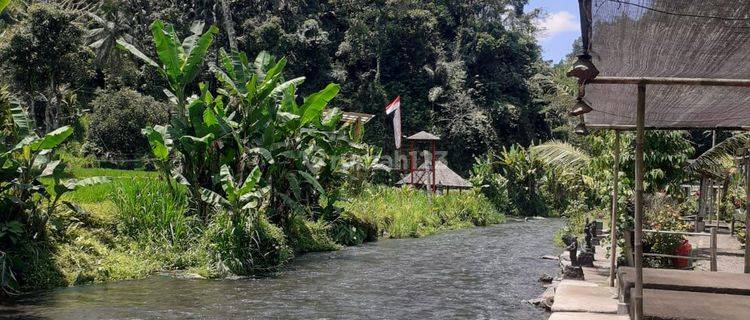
[385, 96, 402, 149]
[385, 96, 400, 115]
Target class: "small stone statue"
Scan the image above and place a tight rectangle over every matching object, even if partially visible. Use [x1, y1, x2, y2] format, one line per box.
[561, 234, 585, 280]
[584, 218, 596, 253]
[562, 235, 578, 265]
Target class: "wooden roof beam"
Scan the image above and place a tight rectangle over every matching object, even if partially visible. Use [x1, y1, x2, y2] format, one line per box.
[589, 77, 750, 87]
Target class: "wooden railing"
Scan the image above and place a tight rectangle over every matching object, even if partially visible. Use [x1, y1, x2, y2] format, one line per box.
[640, 228, 718, 271]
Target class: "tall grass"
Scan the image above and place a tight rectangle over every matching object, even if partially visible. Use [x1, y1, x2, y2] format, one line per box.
[111, 179, 194, 246]
[341, 186, 505, 239]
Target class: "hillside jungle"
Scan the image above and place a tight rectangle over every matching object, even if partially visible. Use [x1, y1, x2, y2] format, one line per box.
[0, 0, 743, 296]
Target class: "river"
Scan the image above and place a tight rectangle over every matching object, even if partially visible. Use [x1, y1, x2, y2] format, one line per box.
[1, 219, 562, 320]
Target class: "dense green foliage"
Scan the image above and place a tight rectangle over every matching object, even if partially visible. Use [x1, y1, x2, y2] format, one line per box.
[0, 0, 567, 175]
[0, 0, 521, 292]
[0, 3, 94, 132]
[118, 19, 374, 277]
[0, 89, 108, 294]
[86, 88, 169, 158]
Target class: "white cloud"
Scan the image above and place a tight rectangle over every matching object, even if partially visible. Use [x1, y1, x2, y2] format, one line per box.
[535, 11, 579, 40]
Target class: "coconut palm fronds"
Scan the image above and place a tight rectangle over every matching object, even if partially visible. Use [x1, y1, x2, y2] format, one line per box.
[688, 132, 750, 178]
[530, 140, 591, 174]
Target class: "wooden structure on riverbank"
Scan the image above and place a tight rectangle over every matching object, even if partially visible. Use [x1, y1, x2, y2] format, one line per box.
[401, 131, 440, 192]
[396, 160, 472, 191]
[572, 1, 750, 319]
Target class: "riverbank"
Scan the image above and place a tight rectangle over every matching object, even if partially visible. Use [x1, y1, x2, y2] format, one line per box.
[5, 170, 505, 294]
[2, 219, 560, 319]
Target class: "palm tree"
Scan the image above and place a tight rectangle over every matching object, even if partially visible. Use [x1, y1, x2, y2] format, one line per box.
[530, 140, 591, 175]
[687, 132, 750, 223]
[86, 9, 135, 66]
[688, 133, 750, 178]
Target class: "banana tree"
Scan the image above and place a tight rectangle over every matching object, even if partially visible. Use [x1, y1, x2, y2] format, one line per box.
[117, 20, 218, 111]
[213, 49, 363, 224]
[119, 20, 228, 217]
[201, 165, 264, 217]
[122, 19, 368, 225]
[1, 103, 108, 239]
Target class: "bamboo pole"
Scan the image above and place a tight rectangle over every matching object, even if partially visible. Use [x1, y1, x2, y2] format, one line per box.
[588, 76, 750, 87]
[710, 227, 718, 272]
[745, 155, 750, 273]
[633, 83, 646, 320]
[584, 124, 750, 131]
[609, 131, 620, 287]
[697, 177, 707, 232]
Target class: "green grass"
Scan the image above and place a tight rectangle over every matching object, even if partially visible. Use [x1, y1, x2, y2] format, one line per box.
[43, 168, 159, 204]
[18, 168, 192, 289]
[69, 168, 159, 179]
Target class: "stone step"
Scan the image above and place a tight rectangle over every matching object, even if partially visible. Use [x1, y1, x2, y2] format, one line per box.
[552, 281, 619, 314]
[549, 312, 629, 320]
[640, 288, 750, 320]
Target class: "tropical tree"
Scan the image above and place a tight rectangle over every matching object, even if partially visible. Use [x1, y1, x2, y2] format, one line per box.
[0, 3, 95, 132]
[86, 9, 136, 66]
[212, 48, 361, 225]
[118, 20, 221, 216]
[687, 132, 750, 222]
[0, 89, 108, 294]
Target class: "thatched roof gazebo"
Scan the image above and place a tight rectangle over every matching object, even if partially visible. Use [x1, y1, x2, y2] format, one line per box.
[406, 131, 440, 141]
[396, 160, 472, 191]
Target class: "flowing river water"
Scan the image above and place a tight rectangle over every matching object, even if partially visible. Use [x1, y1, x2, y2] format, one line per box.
[2, 219, 563, 320]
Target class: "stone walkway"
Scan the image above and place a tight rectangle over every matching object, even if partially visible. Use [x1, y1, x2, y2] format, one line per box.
[687, 228, 745, 273]
[548, 228, 748, 320]
[549, 246, 628, 320]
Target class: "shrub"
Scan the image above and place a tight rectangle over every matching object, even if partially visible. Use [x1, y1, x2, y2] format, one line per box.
[86, 88, 168, 158]
[330, 219, 370, 246]
[470, 152, 512, 214]
[58, 141, 97, 169]
[643, 194, 690, 268]
[286, 214, 341, 253]
[202, 211, 293, 276]
[433, 190, 505, 227]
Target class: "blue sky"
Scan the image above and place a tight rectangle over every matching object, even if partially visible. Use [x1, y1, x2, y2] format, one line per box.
[527, 0, 581, 62]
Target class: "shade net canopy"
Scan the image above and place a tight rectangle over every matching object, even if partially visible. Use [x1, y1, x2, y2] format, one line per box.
[582, 0, 750, 129]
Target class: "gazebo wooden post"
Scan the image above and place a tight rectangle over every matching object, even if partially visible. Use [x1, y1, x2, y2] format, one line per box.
[409, 140, 415, 185]
[633, 83, 646, 320]
[745, 153, 750, 273]
[697, 177, 707, 232]
[431, 140, 436, 193]
[609, 130, 620, 287]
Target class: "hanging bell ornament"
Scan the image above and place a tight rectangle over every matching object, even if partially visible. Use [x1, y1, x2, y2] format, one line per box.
[566, 54, 600, 82]
[569, 98, 593, 116]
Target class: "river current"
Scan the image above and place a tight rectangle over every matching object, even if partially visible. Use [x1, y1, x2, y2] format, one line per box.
[2, 219, 563, 320]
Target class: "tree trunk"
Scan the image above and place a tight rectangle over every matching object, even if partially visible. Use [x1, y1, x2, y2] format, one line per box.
[719, 174, 731, 221]
[219, 0, 238, 51]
